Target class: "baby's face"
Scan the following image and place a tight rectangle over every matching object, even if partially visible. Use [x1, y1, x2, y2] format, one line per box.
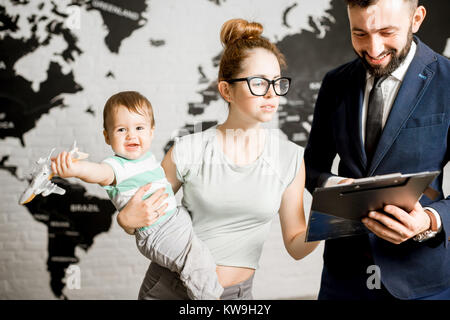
[104, 105, 154, 160]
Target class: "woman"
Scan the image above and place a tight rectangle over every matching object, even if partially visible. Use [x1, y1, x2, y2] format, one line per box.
[117, 18, 319, 299]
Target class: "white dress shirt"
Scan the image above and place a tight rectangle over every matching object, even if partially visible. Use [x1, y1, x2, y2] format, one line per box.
[361, 41, 417, 144]
[325, 41, 442, 232]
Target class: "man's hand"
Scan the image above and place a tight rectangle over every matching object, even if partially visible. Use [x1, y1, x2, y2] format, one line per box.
[362, 202, 431, 244]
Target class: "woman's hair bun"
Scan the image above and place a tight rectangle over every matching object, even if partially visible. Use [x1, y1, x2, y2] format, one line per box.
[220, 18, 263, 47]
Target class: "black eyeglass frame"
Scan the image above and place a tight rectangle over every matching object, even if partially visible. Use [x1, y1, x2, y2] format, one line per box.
[225, 76, 292, 96]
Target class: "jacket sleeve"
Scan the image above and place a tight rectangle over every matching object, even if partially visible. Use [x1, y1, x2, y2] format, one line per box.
[304, 71, 339, 194]
[427, 198, 450, 247]
[426, 127, 450, 246]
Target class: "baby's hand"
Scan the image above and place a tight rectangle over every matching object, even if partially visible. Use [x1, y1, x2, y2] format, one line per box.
[51, 151, 82, 178]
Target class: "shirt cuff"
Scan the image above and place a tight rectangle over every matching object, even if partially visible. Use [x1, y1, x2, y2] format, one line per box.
[424, 207, 443, 233]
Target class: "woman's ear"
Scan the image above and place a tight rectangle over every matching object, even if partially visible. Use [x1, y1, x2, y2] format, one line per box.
[103, 129, 110, 145]
[218, 81, 232, 103]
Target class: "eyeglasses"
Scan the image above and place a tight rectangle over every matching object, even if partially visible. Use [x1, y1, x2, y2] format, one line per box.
[225, 76, 291, 96]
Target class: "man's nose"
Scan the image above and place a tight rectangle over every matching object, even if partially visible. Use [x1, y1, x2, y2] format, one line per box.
[366, 34, 385, 58]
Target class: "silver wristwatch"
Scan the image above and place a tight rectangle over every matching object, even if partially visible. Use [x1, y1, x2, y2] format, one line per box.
[412, 210, 439, 242]
[413, 229, 438, 242]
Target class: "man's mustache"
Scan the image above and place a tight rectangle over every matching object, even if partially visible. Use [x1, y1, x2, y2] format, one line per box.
[363, 49, 397, 61]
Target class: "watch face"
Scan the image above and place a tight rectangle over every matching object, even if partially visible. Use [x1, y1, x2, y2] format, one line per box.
[414, 230, 438, 242]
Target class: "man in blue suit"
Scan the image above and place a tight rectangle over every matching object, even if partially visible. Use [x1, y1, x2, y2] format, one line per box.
[305, 0, 449, 300]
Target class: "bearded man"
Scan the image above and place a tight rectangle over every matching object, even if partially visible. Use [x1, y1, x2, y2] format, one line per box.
[305, 0, 450, 300]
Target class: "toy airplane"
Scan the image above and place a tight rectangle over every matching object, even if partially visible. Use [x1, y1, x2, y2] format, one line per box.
[19, 141, 89, 205]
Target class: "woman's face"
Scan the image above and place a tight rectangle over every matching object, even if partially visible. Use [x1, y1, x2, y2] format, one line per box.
[227, 48, 282, 124]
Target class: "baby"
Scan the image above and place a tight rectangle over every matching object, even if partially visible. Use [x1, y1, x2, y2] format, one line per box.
[52, 91, 223, 299]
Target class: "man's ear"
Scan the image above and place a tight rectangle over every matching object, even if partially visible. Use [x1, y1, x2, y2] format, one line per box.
[103, 129, 110, 145]
[218, 81, 233, 103]
[411, 5, 426, 33]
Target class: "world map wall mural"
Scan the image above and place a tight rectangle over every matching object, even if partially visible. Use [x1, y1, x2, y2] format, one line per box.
[1, 0, 449, 299]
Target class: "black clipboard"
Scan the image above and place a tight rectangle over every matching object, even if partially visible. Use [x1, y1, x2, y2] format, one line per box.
[305, 171, 440, 242]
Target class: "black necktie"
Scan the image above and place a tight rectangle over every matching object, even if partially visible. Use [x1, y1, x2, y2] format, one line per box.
[365, 76, 387, 166]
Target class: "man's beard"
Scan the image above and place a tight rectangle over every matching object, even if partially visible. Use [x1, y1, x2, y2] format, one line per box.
[357, 28, 413, 77]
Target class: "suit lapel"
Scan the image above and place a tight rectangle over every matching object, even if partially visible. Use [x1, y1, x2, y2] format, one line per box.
[367, 39, 436, 175]
[345, 62, 367, 173]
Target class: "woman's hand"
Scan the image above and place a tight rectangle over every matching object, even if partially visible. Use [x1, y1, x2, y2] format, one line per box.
[117, 183, 169, 235]
[337, 178, 355, 185]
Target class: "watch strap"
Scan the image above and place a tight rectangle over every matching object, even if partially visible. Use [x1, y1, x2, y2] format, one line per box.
[425, 210, 438, 232]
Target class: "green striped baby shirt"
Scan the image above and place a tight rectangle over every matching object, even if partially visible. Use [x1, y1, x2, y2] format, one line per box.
[102, 151, 177, 229]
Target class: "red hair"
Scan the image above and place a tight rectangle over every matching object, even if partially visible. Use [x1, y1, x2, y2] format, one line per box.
[218, 18, 286, 81]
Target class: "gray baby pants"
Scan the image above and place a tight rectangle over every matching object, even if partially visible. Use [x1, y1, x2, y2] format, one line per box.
[135, 206, 223, 300]
[138, 262, 254, 300]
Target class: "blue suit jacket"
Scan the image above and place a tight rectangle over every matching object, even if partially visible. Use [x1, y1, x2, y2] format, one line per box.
[304, 37, 450, 299]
